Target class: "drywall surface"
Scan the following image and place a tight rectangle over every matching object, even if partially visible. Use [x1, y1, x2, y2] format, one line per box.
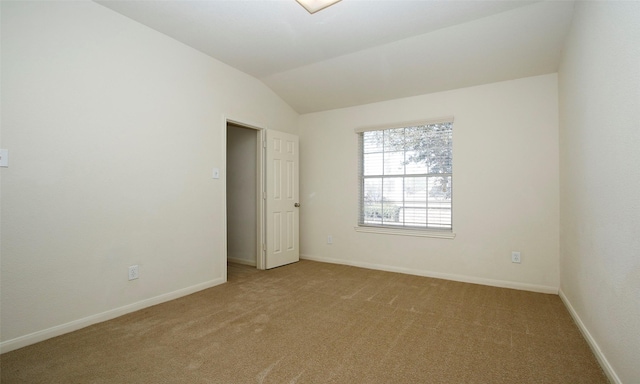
[226, 125, 257, 265]
[299, 74, 559, 292]
[558, 2, 640, 383]
[0, 0, 297, 347]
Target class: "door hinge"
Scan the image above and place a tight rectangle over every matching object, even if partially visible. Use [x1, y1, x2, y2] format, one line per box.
[263, 140, 267, 148]
[263, 243, 266, 251]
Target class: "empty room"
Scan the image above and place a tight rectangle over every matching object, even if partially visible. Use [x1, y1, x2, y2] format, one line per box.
[1, 0, 638, 383]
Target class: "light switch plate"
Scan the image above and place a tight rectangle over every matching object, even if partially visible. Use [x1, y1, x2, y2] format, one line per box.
[212, 168, 220, 179]
[0, 149, 8, 167]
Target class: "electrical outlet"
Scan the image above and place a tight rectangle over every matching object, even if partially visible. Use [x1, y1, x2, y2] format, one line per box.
[511, 251, 521, 264]
[128, 265, 139, 280]
[327, 235, 333, 244]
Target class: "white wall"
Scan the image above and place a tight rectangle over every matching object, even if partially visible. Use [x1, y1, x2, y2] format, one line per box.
[226, 125, 257, 266]
[558, 2, 640, 383]
[0, 0, 297, 350]
[299, 74, 559, 292]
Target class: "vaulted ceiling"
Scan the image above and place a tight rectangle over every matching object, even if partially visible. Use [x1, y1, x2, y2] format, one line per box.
[95, 0, 575, 114]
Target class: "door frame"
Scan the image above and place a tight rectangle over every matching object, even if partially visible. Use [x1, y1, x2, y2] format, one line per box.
[224, 118, 267, 271]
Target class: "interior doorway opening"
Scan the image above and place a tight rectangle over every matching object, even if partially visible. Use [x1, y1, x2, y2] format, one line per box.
[226, 122, 263, 269]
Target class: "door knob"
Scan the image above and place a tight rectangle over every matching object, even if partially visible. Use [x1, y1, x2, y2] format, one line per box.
[294, 203, 300, 207]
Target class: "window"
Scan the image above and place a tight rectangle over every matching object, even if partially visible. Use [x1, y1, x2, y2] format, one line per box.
[357, 119, 453, 231]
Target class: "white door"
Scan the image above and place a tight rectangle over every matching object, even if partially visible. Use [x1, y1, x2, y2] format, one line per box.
[265, 130, 299, 269]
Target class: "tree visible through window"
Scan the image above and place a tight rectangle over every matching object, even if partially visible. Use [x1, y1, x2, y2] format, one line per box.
[358, 121, 453, 230]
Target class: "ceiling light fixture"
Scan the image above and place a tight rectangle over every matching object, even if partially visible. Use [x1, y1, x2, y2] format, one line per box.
[296, 0, 341, 14]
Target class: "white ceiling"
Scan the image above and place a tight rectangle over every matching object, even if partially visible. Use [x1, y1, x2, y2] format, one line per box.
[95, 0, 575, 114]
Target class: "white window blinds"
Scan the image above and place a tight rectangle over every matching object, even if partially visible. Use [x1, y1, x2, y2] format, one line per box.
[357, 119, 453, 230]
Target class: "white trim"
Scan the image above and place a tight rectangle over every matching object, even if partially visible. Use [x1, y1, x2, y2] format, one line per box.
[354, 116, 454, 133]
[558, 289, 621, 384]
[221, 115, 229, 283]
[227, 257, 257, 267]
[354, 225, 456, 239]
[257, 128, 267, 270]
[300, 254, 557, 294]
[225, 117, 268, 132]
[0, 277, 225, 354]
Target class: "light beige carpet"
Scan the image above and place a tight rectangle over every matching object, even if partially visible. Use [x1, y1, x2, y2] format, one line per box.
[1, 260, 608, 383]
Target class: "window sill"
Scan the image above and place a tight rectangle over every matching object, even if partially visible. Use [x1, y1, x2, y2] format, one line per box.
[353, 226, 456, 239]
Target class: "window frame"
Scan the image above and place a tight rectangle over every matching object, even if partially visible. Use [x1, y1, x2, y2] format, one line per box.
[355, 118, 455, 238]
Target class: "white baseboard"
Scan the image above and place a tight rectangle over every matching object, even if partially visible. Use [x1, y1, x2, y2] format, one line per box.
[300, 254, 558, 294]
[227, 257, 257, 267]
[559, 289, 621, 384]
[0, 277, 225, 354]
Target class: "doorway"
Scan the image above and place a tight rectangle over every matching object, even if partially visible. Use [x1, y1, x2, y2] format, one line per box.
[225, 122, 300, 272]
[226, 122, 262, 268]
